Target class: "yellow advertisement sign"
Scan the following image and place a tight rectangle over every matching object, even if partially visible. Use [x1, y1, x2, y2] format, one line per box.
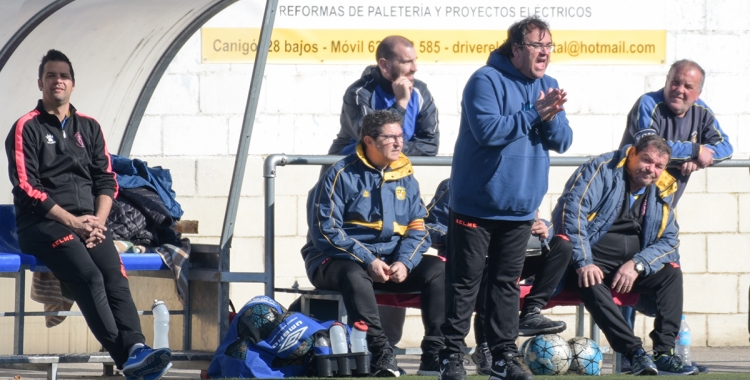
[202, 28, 666, 64]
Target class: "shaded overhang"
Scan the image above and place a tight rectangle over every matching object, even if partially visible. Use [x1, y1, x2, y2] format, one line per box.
[0, 0, 237, 202]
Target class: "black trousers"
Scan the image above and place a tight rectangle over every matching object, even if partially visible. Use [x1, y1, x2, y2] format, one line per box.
[555, 238, 683, 355]
[473, 236, 572, 343]
[18, 220, 145, 368]
[441, 210, 532, 359]
[311, 255, 445, 356]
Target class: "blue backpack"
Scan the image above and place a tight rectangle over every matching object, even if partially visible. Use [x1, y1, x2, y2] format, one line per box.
[208, 295, 334, 378]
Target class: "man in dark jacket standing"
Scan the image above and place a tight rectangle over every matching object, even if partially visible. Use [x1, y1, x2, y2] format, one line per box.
[5, 50, 171, 380]
[327, 35, 439, 157]
[439, 17, 572, 380]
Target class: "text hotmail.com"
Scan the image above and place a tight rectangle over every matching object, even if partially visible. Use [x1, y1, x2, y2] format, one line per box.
[555, 41, 656, 57]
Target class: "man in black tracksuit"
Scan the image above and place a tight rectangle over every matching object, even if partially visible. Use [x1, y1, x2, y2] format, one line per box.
[5, 49, 171, 380]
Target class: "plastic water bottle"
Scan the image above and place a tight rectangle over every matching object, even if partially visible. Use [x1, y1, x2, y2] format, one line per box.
[350, 320, 368, 353]
[329, 322, 348, 354]
[675, 315, 691, 365]
[152, 300, 170, 349]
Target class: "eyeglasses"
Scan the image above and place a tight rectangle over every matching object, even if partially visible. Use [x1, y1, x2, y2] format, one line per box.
[521, 42, 555, 52]
[378, 134, 405, 143]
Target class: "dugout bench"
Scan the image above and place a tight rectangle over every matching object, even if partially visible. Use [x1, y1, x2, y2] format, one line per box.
[0, 204, 226, 380]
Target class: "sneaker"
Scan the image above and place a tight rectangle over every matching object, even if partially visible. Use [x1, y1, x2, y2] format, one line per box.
[691, 361, 709, 374]
[630, 349, 658, 376]
[620, 355, 633, 374]
[438, 353, 466, 380]
[518, 308, 566, 336]
[654, 353, 699, 375]
[122, 345, 172, 379]
[143, 362, 172, 380]
[471, 343, 492, 375]
[489, 351, 534, 380]
[371, 348, 400, 377]
[417, 356, 440, 376]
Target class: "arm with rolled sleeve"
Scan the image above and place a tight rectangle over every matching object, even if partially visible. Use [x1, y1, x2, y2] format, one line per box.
[394, 179, 430, 271]
[307, 169, 378, 268]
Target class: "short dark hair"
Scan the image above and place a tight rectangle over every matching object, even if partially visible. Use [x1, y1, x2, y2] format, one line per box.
[376, 35, 413, 61]
[633, 134, 672, 157]
[39, 49, 74, 82]
[360, 110, 403, 141]
[498, 16, 551, 58]
[668, 59, 705, 90]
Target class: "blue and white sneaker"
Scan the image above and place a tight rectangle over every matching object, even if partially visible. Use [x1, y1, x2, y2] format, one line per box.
[122, 345, 172, 379]
[144, 362, 172, 380]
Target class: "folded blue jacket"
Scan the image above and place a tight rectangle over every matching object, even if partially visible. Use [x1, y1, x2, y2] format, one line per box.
[111, 155, 183, 219]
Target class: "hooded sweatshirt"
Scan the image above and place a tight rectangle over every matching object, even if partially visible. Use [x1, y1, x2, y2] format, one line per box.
[449, 50, 573, 220]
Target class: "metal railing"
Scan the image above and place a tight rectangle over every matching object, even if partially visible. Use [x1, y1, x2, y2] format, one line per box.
[263, 153, 750, 283]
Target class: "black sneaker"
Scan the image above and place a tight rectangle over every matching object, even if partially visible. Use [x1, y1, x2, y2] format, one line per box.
[654, 353, 699, 375]
[471, 342, 492, 375]
[417, 356, 440, 376]
[489, 352, 534, 380]
[438, 353, 466, 380]
[371, 349, 400, 377]
[518, 308, 566, 336]
[630, 349, 658, 376]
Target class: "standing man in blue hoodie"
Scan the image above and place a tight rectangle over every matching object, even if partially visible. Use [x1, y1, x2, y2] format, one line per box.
[438, 17, 573, 380]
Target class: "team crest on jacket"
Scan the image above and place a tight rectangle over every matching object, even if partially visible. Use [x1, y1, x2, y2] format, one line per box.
[363, 190, 370, 198]
[395, 186, 406, 200]
[45, 134, 56, 144]
[74, 132, 84, 147]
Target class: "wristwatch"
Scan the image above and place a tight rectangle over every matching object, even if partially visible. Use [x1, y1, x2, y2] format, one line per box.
[633, 259, 645, 275]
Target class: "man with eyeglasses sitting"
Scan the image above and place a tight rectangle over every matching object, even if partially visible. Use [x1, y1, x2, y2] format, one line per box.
[302, 110, 444, 377]
[439, 16, 572, 380]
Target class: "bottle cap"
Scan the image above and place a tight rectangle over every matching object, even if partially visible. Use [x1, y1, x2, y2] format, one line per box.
[354, 320, 368, 332]
[152, 299, 165, 309]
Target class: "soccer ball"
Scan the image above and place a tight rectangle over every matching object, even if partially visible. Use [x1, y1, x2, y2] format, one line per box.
[523, 334, 572, 375]
[568, 337, 603, 375]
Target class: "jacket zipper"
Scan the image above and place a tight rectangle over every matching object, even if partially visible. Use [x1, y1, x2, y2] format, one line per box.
[59, 126, 83, 211]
